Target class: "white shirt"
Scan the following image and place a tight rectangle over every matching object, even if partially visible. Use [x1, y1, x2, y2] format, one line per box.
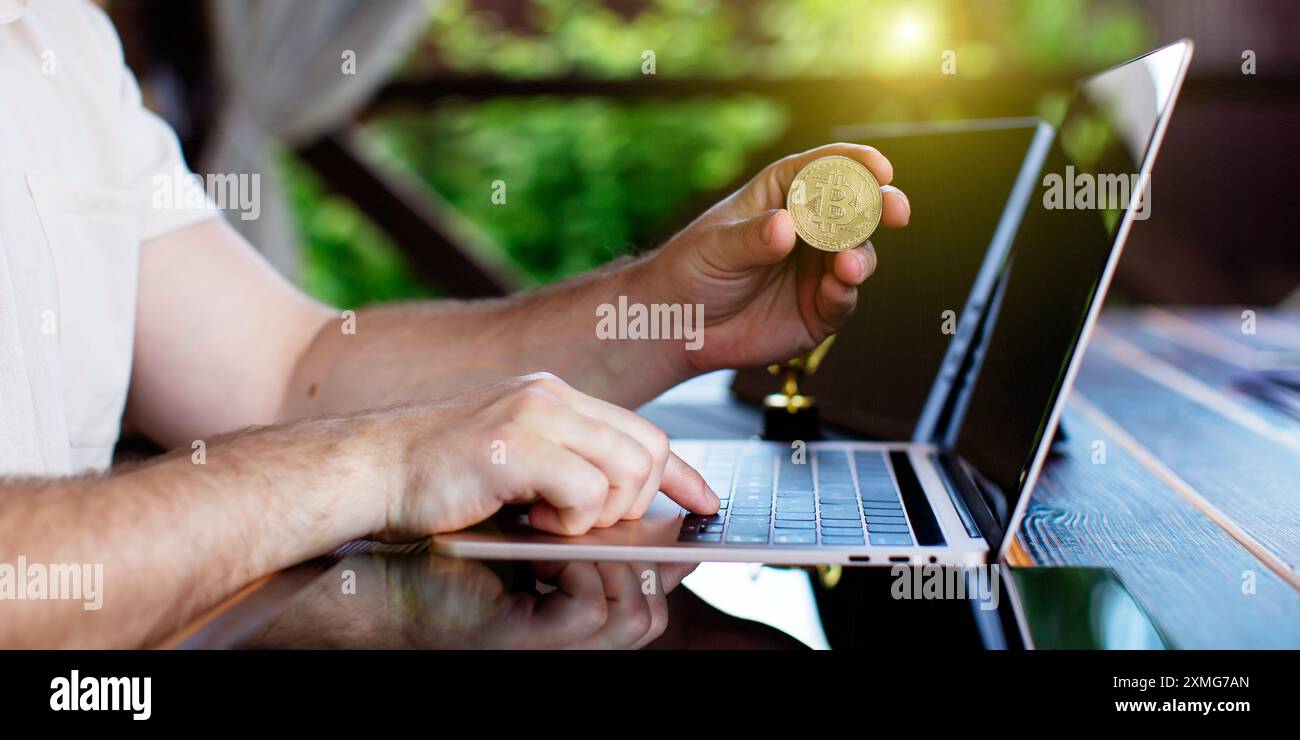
[0, 0, 216, 475]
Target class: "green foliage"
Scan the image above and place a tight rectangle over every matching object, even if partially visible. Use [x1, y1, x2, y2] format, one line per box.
[411, 0, 1153, 81]
[280, 152, 434, 309]
[1013, 0, 1153, 72]
[365, 95, 786, 283]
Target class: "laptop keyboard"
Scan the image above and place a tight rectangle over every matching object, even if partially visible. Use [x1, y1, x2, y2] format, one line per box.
[677, 448, 915, 547]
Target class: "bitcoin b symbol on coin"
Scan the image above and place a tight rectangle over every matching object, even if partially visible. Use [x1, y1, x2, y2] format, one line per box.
[809, 171, 857, 236]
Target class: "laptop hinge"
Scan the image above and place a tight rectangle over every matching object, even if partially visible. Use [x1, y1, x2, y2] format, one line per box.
[936, 452, 1004, 551]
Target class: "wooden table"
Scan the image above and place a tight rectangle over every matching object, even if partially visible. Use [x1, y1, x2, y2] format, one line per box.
[641, 307, 1300, 649]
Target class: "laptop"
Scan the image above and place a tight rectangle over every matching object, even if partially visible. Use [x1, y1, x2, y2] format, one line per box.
[434, 40, 1194, 565]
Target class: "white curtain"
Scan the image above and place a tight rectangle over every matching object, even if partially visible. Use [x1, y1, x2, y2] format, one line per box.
[201, 0, 432, 280]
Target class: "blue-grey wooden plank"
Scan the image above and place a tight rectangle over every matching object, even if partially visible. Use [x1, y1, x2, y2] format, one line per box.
[1273, 311, 1300, 331]
[1167, 307, 1300, 353]
[1102, 322, 1300, 430]
[1072, 349, 1300, 572]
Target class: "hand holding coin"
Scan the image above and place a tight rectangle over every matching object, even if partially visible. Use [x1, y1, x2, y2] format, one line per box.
[638, 144, 906, 374]
[764, 154, 890, 439]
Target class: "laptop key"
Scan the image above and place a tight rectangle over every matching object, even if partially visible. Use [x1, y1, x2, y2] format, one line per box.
[819, 510, 861, 520]
[726, 532, 770, 544]
[777, 507, 815, 517]
[773, 511, 814, 521]
[869, 533, 913, 546]
[820, 520, 864, 529]
[853, 451, 888, 466]
[685, 514, 725, 525]
[859, 487, 900, 502]
[866, 524, 909, 534]
[864, 515, 907, 525]
[774, 531, 817, 545]
[822, 535, 866, 546]
[677, 532, 722, 543]
[775, 520, 816, 529]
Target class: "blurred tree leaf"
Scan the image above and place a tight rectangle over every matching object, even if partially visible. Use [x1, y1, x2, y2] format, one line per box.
[365, 94, 786, 284]
[407, 0, 1153, 81]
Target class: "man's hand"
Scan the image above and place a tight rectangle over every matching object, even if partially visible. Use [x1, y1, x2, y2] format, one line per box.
[246, 555, 698, 650]
[370, 372, 718, 540]
[634, 143, 911, 372]
[414, 558, 696, 649]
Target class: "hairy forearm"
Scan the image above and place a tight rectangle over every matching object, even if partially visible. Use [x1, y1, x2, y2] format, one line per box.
[0, 415, 385, 648]
[281, 255, 694, 420]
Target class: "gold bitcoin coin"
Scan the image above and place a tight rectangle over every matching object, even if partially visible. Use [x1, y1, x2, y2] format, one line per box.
[786, 155, 882, 252]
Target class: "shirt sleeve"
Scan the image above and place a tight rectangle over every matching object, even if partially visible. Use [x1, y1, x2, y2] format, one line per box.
[79, 1, 221, 242]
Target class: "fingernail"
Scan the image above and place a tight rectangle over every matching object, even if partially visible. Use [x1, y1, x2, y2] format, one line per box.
[704, 484, 720, 510]
[856, 250, 869, 280]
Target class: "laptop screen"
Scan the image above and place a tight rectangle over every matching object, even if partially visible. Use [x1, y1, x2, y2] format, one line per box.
[946, 41, 1193, 542]
[728, 122, 1045, 441]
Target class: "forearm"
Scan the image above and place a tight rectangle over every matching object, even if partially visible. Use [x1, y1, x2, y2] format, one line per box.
[282, 255, 695, 419]
[0, 416, 385, 648]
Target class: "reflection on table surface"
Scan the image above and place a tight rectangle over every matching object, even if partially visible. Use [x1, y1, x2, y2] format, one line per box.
[236, 543, 807, 650]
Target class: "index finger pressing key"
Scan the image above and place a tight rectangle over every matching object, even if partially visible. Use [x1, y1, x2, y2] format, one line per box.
[658, 452, 719, 515]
